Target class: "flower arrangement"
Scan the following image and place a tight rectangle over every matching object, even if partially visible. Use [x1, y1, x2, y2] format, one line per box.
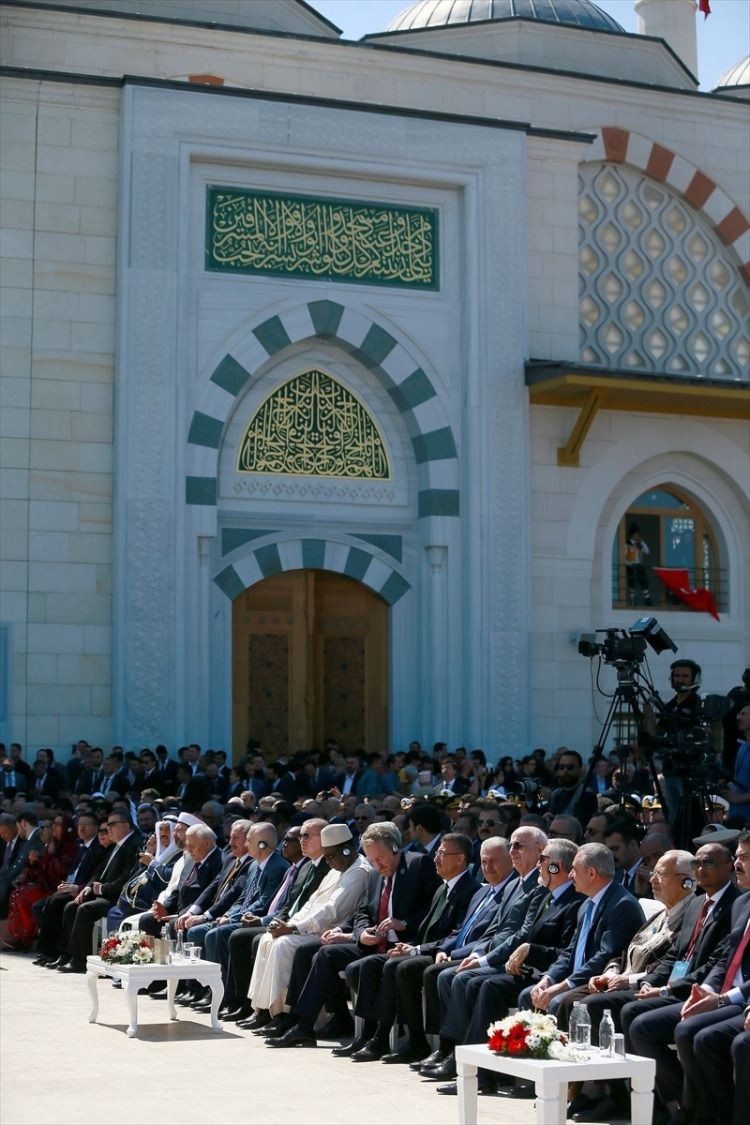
[487, 1012, 576, 1061]
[99, 930, 154, 965]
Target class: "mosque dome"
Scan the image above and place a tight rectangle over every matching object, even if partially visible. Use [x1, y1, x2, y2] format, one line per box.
[713, 55, 750, 94]
[385, 0, 625, 35]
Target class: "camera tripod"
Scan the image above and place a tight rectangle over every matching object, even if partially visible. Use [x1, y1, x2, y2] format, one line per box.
[590, 674, 667, 816]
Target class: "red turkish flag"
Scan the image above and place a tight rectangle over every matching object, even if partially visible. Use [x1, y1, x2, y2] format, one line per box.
[699, 0, 711, 18]
[653, 568, 720, 621]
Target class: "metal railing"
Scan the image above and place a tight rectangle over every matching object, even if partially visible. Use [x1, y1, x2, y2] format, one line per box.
[611, 565, 728, 613]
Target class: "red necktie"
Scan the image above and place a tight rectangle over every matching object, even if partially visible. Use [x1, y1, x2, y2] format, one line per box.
[721, 922, 750, 992]
[685, 898, 714, 960]
[376, 876, 392, 952]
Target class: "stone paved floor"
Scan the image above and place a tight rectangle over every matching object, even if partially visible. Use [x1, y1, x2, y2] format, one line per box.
[0, 950, 632, 1125]
[1, 949, 538, 1125]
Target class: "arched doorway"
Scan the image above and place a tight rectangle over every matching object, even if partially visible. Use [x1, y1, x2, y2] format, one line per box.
[232, 569, 388, 759]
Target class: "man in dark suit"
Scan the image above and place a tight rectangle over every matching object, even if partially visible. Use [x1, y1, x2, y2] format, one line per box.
[521, 841, 644, 1025]
[433, 757, 470, 797]
[192, 822, 289, 993]
[266, 821, 439, 1050]
[384, 836, 518, 1069]
[423, 826, 549, 1081]
[32, 811, 106, 963]
[55, 811, 143, 971]
[333, 753, 364, 797]
[138, 823, 222, 936]
[224, 823, 329, 1022]
[626, 834, 750, 1119]
[346, 832, 480, 1062]
[75, 747, 106, 796]
[0, 813, 26, 917]
[32, 749, 64, 800]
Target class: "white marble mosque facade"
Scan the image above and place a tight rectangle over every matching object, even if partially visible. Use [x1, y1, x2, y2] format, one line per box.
[1, 0, 748, 759]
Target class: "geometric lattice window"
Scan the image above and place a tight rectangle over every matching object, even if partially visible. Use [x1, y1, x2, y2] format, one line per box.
[237, 369, 390, 479]
[579, 163, 749, 380]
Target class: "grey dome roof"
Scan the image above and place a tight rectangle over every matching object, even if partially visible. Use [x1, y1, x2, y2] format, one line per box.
[714, 55, 750, 90]
[385, 0, 625, 35]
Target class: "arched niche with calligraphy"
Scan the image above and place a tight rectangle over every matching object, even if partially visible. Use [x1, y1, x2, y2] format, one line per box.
[237, 369, 391, 480]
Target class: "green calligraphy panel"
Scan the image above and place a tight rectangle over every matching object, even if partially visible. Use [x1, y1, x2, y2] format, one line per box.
[206, 187, 438, 290]
[237, 369, 390, 480]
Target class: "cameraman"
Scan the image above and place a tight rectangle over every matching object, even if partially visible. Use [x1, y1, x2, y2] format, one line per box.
[660, 659, 703, 732]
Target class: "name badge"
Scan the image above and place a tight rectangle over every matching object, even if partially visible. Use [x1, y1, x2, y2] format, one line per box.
[668, 959, 690, 982]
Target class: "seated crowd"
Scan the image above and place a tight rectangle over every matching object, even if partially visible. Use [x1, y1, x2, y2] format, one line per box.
[1, 722, 749, 1125]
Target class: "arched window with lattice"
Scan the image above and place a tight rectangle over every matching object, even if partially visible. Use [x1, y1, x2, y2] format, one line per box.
[612, 486, 726, 612]
[579, 163, 749, 379]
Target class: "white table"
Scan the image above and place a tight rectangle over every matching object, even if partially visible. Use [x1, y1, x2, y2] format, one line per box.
[455, 1043, 655, 1125]
[85, 955, 224, 1038]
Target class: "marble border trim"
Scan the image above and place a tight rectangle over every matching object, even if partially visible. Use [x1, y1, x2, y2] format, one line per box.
[185, 300, 460, 524]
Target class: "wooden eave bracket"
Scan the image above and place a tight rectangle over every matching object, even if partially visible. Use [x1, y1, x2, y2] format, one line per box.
[557, 388, 605, 467]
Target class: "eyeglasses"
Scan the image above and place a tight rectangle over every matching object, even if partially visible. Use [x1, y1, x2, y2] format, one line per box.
[281, 837, 295, 845]
[694, 859, 723, 868]
[478, 819, 498, 826]
[300, 832, 321, 840]
[435, 850, 463, 858]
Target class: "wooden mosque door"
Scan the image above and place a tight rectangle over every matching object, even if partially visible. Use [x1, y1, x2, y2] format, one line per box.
[232, 569, 388, 760]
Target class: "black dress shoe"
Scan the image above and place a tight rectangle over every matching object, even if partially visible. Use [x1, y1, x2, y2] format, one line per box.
[222, 1004, 252, 1022]
[149, 988, 168, 1000]
[331, 1036, 368, 1058]
[382, 1043, 431, 1065]
[33, 956, 52, 966]
[568, 1093, 597, 1117]
[237, 1010, 272, 1031]
[256, 1014, 295, 1038]
[574, 1094, 621, 1122]
[423, 1056, 457, 1081]
[58, 958, 86, 974]
[192, 998, 215, 1013]
[46, 957, 67, 970]
[411, 1048, 443, 1072]
[265, 1025, 317, 1049]
[351, 1038, 389, 1062]
[495, 1083, 535, 1100]
[437, 1083, 458, 1095]
[316, 1014, 355, 1039]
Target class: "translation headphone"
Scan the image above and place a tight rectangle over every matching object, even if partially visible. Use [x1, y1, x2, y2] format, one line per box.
[681, 876, 695, 890]
[392, 844, 399, 853]
[342, 847, 351, 856]
[547, 862, 560, 875]
[257, 841, 268, 850]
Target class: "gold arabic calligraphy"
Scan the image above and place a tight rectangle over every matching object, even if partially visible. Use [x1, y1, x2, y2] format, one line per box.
[208, 189, 436, 288]
[238, 370, 390, 479]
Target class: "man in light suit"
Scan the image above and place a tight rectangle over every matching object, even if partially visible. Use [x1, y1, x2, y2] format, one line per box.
[628, 832, 750, 1120]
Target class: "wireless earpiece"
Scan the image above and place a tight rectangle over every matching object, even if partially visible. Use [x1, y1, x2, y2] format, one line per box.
[547, 862, 560, 875]
[342, 847, 351, 856]
[682, 876, 694, 890]
[258, 841, 268, 850]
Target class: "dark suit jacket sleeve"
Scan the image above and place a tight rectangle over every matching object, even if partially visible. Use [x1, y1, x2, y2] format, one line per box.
[397, 852, 442, 941]
[99, 833, 144, 900]
[547, 887, 644, 988]
[703, 896, 750, 993]
[485, 883, 550, 969]
[418, 872, 480, 945]
[245, 852, 289, 916]
[524, 892, 585, 973]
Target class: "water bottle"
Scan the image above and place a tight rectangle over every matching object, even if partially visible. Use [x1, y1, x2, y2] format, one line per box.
[569, 1001, 582, 1043]
[599, 1009, 615, 1055]
[574, 1002, 591, 1050]
[175, 928, 184, 961]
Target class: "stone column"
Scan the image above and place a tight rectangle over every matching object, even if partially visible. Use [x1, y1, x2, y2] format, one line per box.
[423, 545, 448, 741]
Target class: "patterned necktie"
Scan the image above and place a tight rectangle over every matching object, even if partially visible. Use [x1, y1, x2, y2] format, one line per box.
[242, 863, 262, 907]
[267, 862, 298, 916]
[215, 857, 243, 899]
[421, 884, 449, 942]
[455, 886, 496, 947]
[376, 875, 393, 952]
[573, 899, 596, 971]
[685, 898, 714, 960]
[721, 921, 750, 992]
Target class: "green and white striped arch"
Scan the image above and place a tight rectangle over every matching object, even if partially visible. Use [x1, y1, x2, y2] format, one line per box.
[185, 300, 459, 526]
[213, 535, 410, 604]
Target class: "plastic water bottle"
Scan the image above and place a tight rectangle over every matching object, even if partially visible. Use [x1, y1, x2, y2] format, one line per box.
[175, 928, 184, 961]
[599, 1009, 615, 1055]
[574, 1002, 591, 1050]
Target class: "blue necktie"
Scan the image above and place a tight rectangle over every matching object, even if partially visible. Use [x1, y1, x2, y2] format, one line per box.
[455, 887, 497, 947]
[573, 899, 596, 972]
